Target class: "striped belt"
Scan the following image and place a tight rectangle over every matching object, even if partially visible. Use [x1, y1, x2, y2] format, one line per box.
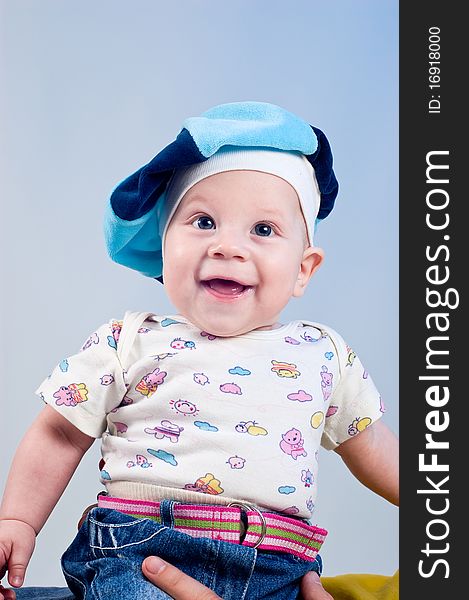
[97, 495, 327, 562]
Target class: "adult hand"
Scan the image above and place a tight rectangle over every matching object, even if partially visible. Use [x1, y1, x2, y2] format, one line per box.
[142, 557, 334, 600]
[300, 571, 334, 600]
[142, 557, 220, 599]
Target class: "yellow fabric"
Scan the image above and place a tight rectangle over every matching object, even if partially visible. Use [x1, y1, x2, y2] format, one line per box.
[321, 570, 399, 599]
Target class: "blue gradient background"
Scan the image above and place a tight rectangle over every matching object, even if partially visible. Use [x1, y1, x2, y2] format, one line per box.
[0, 0, 398, 586]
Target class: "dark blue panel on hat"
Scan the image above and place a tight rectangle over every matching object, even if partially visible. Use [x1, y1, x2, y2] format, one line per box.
[308, 126, 339, 221]
[110, 128, 206, 221]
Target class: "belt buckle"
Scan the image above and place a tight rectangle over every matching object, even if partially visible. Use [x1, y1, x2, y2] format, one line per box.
[228, 502, 267, 549]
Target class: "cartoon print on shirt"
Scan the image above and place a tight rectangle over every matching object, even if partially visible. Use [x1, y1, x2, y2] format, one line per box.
[301, 469, 314, 487]
[326, 405, 338, 417]
[107, 336, 117, 350]
[147, 448, 178, 466]
[279, 428, 307, 460]
[284, 336, 300, 345]
[112, 422, 128, 434]
[137, 327, 151, 334]
[135, 367, 167, 397]
[219, 382, 242, 395]
[280, 506, 300, 515]
[271, 360, 301, 378]
[170, 338, 196, 350]
[324, 352, 334, 360]
[226, 455, 246, 469]
[320, 365, 333, 402]
[348, 416, 373, 436]
[278, 486, 296, 494]
[170, 398, 199, 416]
[200, 331, 217, 340]
[111, 395, 133, 413]
[184, 473, 224, 495]
[379, 396, 386, 413]
[53, 383, 89, 407]
[145, 420, 184, 443]
[81, 332, 99, 351]
[151, 352, 177, 362]
[306, 497, 315, 514]
[111, 320, 123, 343]
[100, 374, 114, 386]
[193, 372, 210, 385]
[235, 420, 268, 436]
[228, 366, 251, 376]
[310, 411, 324, 429]
[59, 359, 69, 373]
[300, 330, 325, 343]
[346, 344, 357, 367]
[194, 421, 218, 432]
[287, 390, 312, 402]
[127, 454, 152, 468]
[161, 317, 184, 327]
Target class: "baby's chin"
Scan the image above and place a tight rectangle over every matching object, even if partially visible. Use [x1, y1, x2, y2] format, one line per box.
[183, 314, 278, 337]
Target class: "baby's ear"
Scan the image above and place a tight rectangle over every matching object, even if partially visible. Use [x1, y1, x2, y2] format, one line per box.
[293, 246, 324, 297]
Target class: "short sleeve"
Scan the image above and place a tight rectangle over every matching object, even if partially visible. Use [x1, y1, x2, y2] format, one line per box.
[321, 336, 386, 450]
[35, 319, 128, 438]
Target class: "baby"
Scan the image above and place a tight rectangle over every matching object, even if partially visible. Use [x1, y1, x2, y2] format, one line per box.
[0, 101, 398, 599]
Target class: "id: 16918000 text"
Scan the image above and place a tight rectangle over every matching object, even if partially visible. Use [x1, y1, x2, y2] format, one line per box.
[428, 26, 441, 114]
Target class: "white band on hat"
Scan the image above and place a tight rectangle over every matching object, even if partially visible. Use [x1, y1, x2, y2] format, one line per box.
[159, 147, 321, 246]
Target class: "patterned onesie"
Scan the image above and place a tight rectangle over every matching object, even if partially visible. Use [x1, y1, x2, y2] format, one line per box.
[37, 313, 385, 520]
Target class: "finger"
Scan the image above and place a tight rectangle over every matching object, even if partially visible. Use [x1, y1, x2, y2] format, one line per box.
[6, 538, 35, 590]
[142, 556, 221, 600]
[300, 571, 334, 600]
[0, 583, 17, 600]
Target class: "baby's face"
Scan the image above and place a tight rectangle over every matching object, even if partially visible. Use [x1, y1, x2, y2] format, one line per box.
[163, 170, 323, 336]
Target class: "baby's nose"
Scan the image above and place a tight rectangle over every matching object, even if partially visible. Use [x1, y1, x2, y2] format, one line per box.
[207, 232, 250, 260]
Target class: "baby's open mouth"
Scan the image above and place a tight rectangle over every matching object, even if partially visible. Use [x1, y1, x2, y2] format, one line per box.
[201, 278, 252, 297]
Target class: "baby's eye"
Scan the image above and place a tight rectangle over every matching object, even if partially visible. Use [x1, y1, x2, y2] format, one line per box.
[193, 216, 215, 230]
[252, 223, 273, 237]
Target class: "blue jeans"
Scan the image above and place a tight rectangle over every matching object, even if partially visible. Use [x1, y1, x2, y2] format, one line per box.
[53, 503, 322, 599]
[15, 590, 74, 599]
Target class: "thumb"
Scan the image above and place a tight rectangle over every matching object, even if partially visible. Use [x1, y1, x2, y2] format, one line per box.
[7, 539, 35, 589]
[300, 571, 334, 600]
[142, 556, 220, 600]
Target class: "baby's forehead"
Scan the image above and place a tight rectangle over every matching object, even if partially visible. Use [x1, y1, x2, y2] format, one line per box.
[181, 170, 303, 211]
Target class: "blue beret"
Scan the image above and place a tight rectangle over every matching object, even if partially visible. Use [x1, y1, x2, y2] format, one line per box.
[104, 101, 338, 279]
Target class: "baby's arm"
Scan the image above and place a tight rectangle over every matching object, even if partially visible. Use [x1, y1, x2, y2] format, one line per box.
[0, 405, 94, 591]
[334, 420, 399, 506]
